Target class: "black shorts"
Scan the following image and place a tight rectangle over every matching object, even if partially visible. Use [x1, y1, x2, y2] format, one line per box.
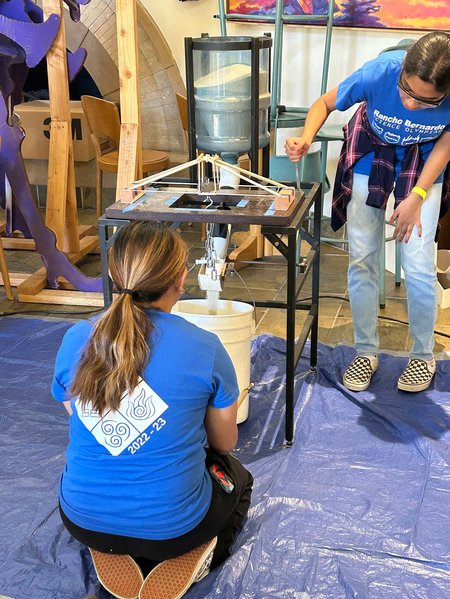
[60, 449, 253, 569]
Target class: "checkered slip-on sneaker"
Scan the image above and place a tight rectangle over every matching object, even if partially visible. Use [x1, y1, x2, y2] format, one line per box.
[398, 357, 436, 392]
[343, 355, 378, 392]
[139, 537, 218, 599]
[89, 549, 144, 599]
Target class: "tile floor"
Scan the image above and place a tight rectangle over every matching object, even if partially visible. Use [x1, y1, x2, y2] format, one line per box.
[1, 215, 450, 356]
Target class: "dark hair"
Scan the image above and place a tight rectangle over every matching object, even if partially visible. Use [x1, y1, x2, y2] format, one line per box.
[404, 31, 450, 94]
[70, 221, 187, 415]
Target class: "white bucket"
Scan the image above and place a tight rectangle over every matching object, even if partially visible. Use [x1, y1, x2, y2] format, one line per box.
[172, 299, 255, 423]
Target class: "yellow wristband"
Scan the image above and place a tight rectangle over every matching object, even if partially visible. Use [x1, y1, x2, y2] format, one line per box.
[411, 186, 427, 200]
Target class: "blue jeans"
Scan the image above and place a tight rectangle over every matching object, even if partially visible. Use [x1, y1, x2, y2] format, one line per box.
[346, 174, 441, 360]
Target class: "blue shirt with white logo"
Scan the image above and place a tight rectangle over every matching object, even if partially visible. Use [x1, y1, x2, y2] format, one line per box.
[52, 310, 238, 540]
[336, 50, 450, 180]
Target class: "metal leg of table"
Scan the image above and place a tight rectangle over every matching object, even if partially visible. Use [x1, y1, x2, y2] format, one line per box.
[99, 220, 113, 308]
[285, 230, 298, 446]
[310, 185, 322, 371]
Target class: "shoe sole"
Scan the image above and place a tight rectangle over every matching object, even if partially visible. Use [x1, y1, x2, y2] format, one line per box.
[89, 549, 144, 599]
[343, 379, 371, 392]
[139, 537, 218, 599]
[398, 380, 433, 392]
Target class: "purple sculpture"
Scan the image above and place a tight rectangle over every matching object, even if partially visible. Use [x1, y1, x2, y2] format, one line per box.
[0, 0, 101, 292]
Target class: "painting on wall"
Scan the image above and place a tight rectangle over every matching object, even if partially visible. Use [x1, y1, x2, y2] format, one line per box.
[227, 1, 450, 31]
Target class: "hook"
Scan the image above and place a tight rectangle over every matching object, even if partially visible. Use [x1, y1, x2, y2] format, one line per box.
[203, 195, 213, 209]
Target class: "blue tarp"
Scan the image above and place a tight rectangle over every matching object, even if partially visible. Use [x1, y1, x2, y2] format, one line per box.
[0, 318, 449, 599]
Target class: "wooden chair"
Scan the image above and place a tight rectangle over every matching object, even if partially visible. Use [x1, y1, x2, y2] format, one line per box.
[81, 95, 170, 218]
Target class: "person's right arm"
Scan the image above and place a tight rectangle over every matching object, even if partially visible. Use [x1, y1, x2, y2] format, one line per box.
[204, 341, 239, 454]
[204, 402, 238, 454]
[284, 87, 338, 162]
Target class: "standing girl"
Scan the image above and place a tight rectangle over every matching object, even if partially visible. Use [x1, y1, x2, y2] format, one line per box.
[286, 31, 450, 392]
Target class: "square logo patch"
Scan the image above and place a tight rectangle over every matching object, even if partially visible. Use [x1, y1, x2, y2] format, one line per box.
[75, 378, 168, 456]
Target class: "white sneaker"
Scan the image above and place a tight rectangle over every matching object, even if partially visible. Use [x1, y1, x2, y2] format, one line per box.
[398, 356, 436, 392]
[343, 355, 378, 392]
[193, 547, 214, 582]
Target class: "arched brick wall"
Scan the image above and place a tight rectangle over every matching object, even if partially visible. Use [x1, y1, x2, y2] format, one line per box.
[65, 0, 187, 163]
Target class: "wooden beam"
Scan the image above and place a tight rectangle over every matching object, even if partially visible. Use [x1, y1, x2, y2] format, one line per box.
[18, 289, 109, 307]
[45, 120, 70, 249]
[66, 235, 99, 261]
[43, 0, 71, 123]
[79, 224, 96, 238]
[43, 0, 80, 253]
[64, 143, 81, 252]
[0, 272, 29, 287]
[116, 123, 139, 201]
[17, 267, 48, 296]
[0, 238, 37, 251]
[116, 0, 141, 124]
[116, 0, 143, 199]
[1, 225, 97, 251]
[0, 240, 13, 300]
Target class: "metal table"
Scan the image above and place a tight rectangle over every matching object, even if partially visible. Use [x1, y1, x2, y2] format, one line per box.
[98, 181, 322, 446]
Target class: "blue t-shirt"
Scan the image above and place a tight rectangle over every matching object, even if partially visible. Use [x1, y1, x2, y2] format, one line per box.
[51, 309, 238, 540]
[336, 50, 450, 180]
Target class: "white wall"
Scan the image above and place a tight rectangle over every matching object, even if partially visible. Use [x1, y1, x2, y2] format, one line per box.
[142, 0, 421, 245]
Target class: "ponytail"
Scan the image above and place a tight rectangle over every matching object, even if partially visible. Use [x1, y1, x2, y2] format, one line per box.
[70, 221, 187, 415]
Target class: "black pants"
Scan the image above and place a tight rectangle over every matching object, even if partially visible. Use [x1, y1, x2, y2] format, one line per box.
[60, 450, 252, 571]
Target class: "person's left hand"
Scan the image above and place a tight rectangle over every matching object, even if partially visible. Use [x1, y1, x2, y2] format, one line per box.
[389, 193, 423, 243]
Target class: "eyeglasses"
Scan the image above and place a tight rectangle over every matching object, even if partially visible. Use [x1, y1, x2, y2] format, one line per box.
[397, 73, 446, 109]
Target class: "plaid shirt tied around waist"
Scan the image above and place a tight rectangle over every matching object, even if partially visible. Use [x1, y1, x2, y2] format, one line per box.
[331, 103, 450, 238]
